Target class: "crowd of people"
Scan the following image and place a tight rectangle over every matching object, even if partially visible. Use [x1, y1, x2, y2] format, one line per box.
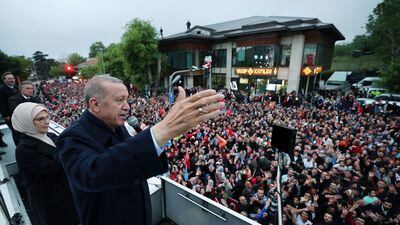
[38, 79, 400, 225]
[2, 74, 400, 225]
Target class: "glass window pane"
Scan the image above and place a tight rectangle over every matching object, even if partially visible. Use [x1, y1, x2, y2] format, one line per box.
[235, 47, 245, 67]
[303, 44, 317, 66]
[245, 47, 254, 67]
[280, 45, 291, 67]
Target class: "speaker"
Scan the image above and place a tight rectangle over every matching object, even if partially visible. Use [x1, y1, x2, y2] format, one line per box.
[271, 124, 297, 155]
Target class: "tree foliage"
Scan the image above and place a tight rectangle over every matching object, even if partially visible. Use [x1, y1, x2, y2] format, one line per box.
[49, 63, 69, 78]
[334, 35, 374, 57]
[103, 43, 126, 79]
[67, 53, 85, 65]
[352, 35, 374, 54]
[121, 19, 159, 87]
[32, 51, 51, 80]
[0, 50, 32, 82]
[379, 59, 400, 93]
[79, 64, 102, 79]
[89, 41, 106, 58]
[366, 0, 400, 63]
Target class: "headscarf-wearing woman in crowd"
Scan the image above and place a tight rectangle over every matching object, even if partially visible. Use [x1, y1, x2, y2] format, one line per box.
[11, 102, 79, 225]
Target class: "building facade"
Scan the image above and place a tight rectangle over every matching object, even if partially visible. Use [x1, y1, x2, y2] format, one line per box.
[159, 16, 344, 94]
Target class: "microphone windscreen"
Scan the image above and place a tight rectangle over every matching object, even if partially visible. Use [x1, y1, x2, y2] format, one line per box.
[127, 116, 139, 127]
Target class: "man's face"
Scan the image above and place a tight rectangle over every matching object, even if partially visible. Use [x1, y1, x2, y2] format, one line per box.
[301, 211, 309, 222]
[324, 213, 333, 223]
[245, 181, 252, 189]
[3, 74, 15, 86]
[21, 84, 34, 97]
[355, 217, 365, 225]
[383, 201, 392, 210]
[239, 197, 247, 205]
[257, 189, 264, 199]
[96, 82, 129, 129]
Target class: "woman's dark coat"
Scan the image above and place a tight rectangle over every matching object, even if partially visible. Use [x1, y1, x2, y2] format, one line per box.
[16, 133, 79, 225]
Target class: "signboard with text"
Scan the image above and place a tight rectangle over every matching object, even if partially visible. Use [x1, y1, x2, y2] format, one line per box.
[235, 67, 278, 76]
[301, 66, 323, 76]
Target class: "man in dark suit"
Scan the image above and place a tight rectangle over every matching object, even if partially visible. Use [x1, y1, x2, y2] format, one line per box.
[0, 72, 19, 149]
[57, 75, 225, 225]
[8, 80, 41, 113]
[8, 80, 41, 145]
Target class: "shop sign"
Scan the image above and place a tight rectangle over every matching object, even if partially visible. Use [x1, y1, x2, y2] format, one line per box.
[301, 66, 323, 76]
[235, 67, 278, 76]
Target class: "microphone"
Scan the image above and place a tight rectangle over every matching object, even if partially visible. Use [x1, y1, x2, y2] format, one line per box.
[127, 116, 142, 133]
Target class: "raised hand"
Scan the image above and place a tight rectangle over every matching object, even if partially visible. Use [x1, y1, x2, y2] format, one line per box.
[152, 87, 225, 146]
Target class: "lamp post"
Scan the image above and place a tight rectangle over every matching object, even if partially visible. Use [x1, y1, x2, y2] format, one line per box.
[100, 49, 106, 75]
[168, 66, 203, 104]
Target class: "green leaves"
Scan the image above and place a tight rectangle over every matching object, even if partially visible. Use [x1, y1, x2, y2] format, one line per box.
[89, 41, 106, 58]
[379, 59, 400, 93]
[121, 18, 159, 88]
[366, 0, 400, 63]
[67, 53, 85, 65]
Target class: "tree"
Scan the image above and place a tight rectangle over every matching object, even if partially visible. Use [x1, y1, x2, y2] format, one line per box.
[11, 55, 33, 81]
[103, 43, 126, 79]
[379, 59, 400, 93]
[32, 51, 51, 80]
[366, 0, 400, 63]
[68, 53, 85, 65]
[121, 19, 159, 88]
[352, 35, 373, 55]
[334, 43, 353, 57]
[79, 64, 102, 79]
[0, 50, 32, 82]
[89, 41, 106, 58]
[49, 62, 70, 78]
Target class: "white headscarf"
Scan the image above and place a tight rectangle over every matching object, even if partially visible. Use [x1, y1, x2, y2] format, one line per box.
[11, 102, 56, 147]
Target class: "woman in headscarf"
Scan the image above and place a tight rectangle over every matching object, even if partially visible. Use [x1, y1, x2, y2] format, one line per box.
[12, 102, 79, 225]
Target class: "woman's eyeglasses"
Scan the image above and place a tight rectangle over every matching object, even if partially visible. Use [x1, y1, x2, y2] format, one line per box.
[34, 116, 50, 123]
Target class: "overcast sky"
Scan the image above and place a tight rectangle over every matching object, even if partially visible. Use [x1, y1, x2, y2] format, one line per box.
[0, 0, 380, 60]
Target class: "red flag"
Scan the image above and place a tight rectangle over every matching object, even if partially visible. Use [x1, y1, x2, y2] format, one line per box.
[227, 126, 234, 137]
[217, 135, 227, 149]
[16, 75, 21, 86]
[184, 152, 190, 170]
[226, 108, 233, 116]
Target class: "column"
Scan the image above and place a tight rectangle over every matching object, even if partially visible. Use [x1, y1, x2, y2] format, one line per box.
[286, 34, 305, 93]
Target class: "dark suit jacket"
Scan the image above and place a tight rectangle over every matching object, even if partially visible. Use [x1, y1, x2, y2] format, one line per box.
[8, 93, 41, 114]
[0, 84, 18, 117]
[16, 133, 79, 225]
[57, 110, 168, 225]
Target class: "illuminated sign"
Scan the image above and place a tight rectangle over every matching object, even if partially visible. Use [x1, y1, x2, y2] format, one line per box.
[235, 67, 278, 76]
[301, 66, 323, 76]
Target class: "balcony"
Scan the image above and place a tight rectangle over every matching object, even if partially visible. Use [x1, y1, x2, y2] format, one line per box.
[0, 122, 258, 225]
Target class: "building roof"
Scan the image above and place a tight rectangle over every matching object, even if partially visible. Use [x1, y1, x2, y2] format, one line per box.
[161, 16, 345, 42]
[76, 58, 98, 69]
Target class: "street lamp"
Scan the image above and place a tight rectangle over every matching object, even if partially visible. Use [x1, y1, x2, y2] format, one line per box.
[100, 49, 106, 75]
[168, 66, 203, 104]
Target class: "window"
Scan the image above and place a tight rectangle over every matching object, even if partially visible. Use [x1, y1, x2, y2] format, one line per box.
[362, 81, 373, 86]
[211, 73, 226, 89]
[245, 47, 254, 67]
[280, 45, 291, 67]
[233, 45, 278, 67]
[303, 44, 317, 66]
[233, 47, 245, 67]
[166, 50, 195, 70]
[264, 45, 276, 68]
[213, 49, 227, 68]
[254, 46, 265, 67]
